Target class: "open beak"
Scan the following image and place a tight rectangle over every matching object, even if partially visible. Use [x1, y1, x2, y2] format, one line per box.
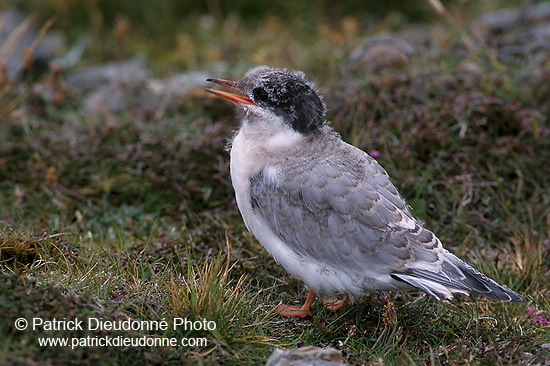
[206, 78, 256, 106]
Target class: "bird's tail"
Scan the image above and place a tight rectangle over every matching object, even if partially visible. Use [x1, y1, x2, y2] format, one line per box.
[391, 250, 524, 302]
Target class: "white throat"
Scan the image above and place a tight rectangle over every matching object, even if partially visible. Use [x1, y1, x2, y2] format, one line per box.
[234, 111, 305, 158]
[229, 113, 305, 230]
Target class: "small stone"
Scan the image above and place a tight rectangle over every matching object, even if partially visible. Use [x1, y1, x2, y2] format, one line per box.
[348, 34, 414, 72]
[266, 346, 347, 366]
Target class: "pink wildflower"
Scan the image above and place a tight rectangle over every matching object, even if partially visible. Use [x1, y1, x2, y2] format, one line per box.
[527, 306, 550, 326]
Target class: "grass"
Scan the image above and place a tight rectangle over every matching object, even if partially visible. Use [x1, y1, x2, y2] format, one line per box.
[1, 1, 549, 364]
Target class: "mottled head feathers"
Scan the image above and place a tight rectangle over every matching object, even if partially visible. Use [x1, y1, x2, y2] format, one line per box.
[236, 66, 327, 134]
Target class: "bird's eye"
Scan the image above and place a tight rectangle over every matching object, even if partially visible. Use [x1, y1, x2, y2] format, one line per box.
[253, 88, 269, 102]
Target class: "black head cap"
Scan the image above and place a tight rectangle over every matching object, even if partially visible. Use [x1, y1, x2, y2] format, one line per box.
[238, 66, 327, 134]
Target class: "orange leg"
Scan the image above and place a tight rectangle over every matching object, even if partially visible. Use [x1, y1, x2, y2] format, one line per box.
[322, 294, 349, 311]
[275, 289, 316, 318]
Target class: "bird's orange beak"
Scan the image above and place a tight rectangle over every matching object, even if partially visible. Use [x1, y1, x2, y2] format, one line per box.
[206, 78, 256, 106]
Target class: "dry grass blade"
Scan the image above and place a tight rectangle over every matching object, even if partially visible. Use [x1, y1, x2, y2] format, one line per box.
[426, 0, 477, 55]
[0, 15, 55, 118]
[0, 15, 34, 63]
[167, 246, 278, 348]
[0, 15, 56, 75]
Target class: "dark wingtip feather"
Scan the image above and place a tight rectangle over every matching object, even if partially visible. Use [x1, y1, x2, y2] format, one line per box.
[392, 251, 524, 302]
[448, 255, 525, 302]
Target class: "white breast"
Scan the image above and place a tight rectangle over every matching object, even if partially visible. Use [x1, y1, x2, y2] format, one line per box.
[230, 128, 295, 264]
[229, 121, 304, 213]
[229, 129, 258, 214]
[229, 124, 407, 299]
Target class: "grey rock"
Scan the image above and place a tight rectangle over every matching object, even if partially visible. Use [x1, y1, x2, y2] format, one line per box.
[473, 8, 524, 32]
[472, 3, 550, 64]
[348, 34, 414, 72]
[81, 67, 208, 115]
[66, 57, 149, 92]
[148, 71, 208, 98]
[474, 3, 550, 32]
[266, 346, 347, 366]
[82, 79, 150, 114]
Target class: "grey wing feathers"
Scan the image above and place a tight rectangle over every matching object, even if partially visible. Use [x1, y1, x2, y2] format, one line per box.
[391, 251, 525, 302]
[249, 144, 435, 273]
[249, 137, 523, 302]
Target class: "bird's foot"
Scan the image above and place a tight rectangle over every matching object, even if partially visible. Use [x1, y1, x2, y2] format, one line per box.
[275, 289, 317, 318]
[322, 294, 349, 311]
[275, 304, 313, 318]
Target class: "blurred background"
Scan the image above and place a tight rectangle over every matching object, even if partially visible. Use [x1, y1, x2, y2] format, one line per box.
[1, 0, 525, 77]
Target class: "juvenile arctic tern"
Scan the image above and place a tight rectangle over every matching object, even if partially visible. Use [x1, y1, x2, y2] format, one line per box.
[206, 66, 524, 317]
